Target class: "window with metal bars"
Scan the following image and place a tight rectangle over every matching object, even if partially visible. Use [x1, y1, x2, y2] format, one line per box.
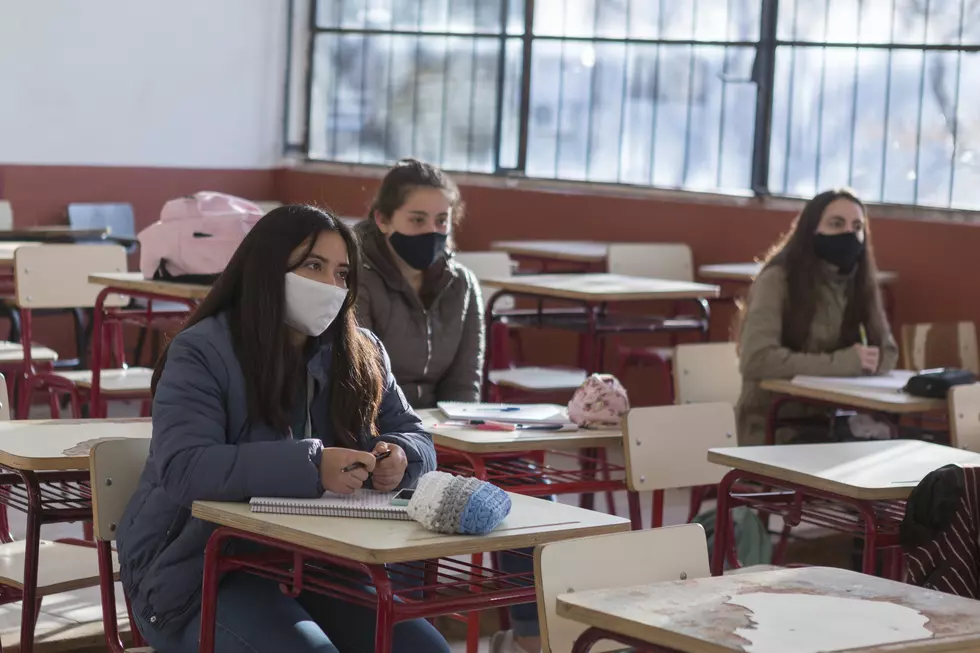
[305, 0, 980, 210]
[769, 0, 980, 210]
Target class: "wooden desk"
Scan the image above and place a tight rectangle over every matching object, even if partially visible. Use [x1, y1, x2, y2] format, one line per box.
[0, 228, 108, 243]
[0, 418, 150, 472]
[88, 272, 211, 302]
[193, 492, 628, 565]
[194, 494, 630, 653]
[0, 242, 38, 265]
[491, 240, 610, 265]
[699, 262, 898, 285]
[420, 409, 621, 454]
[708, 439, 980, 502]
[759, 377, 945, 416]
[0, 418, 150, 653]
[707, 440, 980, 576]
[482, 273, 719, 303]
[559, 566, 980, 653]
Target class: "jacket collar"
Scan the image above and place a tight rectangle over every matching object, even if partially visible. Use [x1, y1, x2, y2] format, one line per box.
[216, 311, 334, 385]
[354, 219, 460, 302]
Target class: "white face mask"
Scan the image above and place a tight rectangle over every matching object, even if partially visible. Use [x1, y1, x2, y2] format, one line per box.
[283, 272, 348, 337]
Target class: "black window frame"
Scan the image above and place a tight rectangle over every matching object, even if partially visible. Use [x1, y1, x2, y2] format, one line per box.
[300, 0, 980, 210]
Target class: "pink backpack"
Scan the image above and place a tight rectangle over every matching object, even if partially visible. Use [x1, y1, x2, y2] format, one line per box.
[138, 192, 263, 283]
[568, 374, 630, 428]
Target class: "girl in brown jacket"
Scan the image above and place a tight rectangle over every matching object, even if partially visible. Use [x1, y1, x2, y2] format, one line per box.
[354, 159, 485, 408]
[355, 162, 544, 653]
[736, 189, 898, 445]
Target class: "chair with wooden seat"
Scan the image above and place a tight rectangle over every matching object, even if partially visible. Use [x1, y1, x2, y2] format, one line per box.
[950, 383, 980, 453]
[90, 438, 153, 652]
[623, 403, 735, 529]
[14, 244, 154, 419]
[0, 375, 125, 650]
[673, 342, 741, 405]
[901, 321, 979, 374]
[535, 524, 710, 653]
[457, 251, 588, 401]
[609, 244, 708, 404]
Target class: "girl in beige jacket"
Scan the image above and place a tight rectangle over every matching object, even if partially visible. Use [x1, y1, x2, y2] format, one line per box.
[736, 189, 898, 445]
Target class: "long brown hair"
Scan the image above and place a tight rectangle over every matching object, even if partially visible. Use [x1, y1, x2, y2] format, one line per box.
[152, 205, 384, 444]
[747, 189, 888, 351]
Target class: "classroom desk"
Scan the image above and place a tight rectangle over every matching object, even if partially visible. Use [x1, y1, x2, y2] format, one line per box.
[421, 409, 632, 524]
[0, 419, 150, 653]
[491, 240, 609, 271]
[0, 228, 109, 243]
[192, 493, 630, 653]
[481, 273, 720, 376]
[706, 440, 980, 577]
[759, 374, 947, 444]
[86, 273, 206, 417]
[698, 262, 898, 285]
[559, 566, 980, 653]
[699, 262, 899, 320]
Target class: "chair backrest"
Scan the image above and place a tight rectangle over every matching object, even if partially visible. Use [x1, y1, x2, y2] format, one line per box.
[89, 438, 151, 542]
[950, 383, 980, 452]
[0, 201, 12, 231]
[0, 374, 9, 422]
[623, 402, 735, 492]
[455, 251, 515, 311]
[15, 244, 130, 309]
[674, 342, 741, 405]
[607, 243, 694, 281]
[901, 322, 979, 374]
[535, 524, 710, 653]
[67, 202, 136, 239]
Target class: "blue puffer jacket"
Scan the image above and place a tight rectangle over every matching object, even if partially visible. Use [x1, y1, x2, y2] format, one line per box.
[115, 313, 436, 631]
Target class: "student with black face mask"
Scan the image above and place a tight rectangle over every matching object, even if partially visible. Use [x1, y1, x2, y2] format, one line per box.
[354, 159, 484, 409]
[354, 161, 543, 653]
[735, 189, 898, 446]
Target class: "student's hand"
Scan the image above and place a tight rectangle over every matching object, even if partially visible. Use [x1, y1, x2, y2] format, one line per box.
[371, 441, 407, 492]
[853, 344, 880, 374]
[320, 447, 377, 495]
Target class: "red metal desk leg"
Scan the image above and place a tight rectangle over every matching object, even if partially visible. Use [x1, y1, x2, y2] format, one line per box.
[710, 471, 739, 576]
[199, 527, 229, 653]
[18, 471, 43, 653]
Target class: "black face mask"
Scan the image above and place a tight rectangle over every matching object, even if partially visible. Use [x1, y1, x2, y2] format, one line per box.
[814, 232, 865, 274]
[389, 231, 449, 271]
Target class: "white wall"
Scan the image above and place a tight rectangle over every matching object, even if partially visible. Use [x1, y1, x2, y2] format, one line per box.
[0, 0, 287, 169]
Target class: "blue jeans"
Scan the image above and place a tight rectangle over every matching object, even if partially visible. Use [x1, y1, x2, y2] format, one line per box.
[133, 572, 451, 653]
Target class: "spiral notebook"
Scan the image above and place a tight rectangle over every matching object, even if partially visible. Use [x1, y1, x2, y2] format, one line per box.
[249, 489, 412, 521]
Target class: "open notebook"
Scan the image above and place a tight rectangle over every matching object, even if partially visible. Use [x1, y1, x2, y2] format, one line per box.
[790, 370, 915, 393]
[250, 489, 412, 521]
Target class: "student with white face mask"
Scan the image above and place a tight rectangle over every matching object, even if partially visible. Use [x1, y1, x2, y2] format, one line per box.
[115, 206, 447, 653]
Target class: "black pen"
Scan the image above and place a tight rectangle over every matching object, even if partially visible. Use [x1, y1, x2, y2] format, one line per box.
[341, 449, 392, 473]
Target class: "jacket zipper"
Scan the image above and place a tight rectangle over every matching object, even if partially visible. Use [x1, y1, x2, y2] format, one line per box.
[420, 310, 432, 401]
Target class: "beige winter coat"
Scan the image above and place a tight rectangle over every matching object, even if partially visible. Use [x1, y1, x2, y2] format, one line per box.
[736, 263, 898, 445]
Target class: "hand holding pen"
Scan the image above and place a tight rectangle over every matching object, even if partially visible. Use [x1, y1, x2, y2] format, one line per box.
[320, 448, 379, 495]
[854, 323, 880, 374]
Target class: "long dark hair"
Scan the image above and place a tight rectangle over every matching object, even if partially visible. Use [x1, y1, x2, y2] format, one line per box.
[152, 205, 384, 444]
[751, 189, 888, 351]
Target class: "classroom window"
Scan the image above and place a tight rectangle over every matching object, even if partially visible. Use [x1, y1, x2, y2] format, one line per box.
[768, 0, 980, 209]
[303, 0, 980, 210]
[308, 0, 525, 172]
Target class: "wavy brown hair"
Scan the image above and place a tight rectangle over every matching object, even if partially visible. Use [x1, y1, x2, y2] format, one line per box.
[152, 205, 384, 444]
[743, 189, 888, 352]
